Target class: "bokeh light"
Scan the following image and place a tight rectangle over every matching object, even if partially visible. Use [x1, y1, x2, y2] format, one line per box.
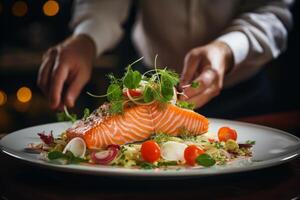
[17, 87, 32, 103]
[12, 1, 28, 17]
[43, 0, 59, 16]
[0, 90, 7, 106]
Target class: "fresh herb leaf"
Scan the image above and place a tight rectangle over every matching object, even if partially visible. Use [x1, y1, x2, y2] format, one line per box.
[48, 150, 86, 164]
[158, 69, 179, 102]
[48, 151, 65, 160]
[56, 106, 77, 123]
[246, 140, 256, 145]
[191, 81, 200, 88]
[109, 101, 123, 114]
[64, 151, 86, 164]
[107, 84, 122, 102]
[151, 133, 172, 143]
[176, 101, 195, 110]
[138, 162, 156, 169]
[123, 66, 142, 89]
[196, 154, 216, 167]
[143, 85, 155, 103]
[157, 161, 178, 167]
[83, 108, 90, 120]
[160, 75, 174, 101]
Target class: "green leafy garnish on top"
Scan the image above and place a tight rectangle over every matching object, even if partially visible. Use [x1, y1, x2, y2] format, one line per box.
[86, 56, 201, 115]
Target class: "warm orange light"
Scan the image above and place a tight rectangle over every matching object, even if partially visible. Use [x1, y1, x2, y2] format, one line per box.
[43, 0, 59, 16]
[17, 87, 32, 103]
[12, 1, 28, 17]
[0, 90, 7, 106]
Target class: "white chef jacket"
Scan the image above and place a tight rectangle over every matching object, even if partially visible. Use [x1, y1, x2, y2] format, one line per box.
[70, 0, 293, 87]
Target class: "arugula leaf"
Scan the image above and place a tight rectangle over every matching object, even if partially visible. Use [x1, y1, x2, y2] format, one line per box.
[176, 101, 195, 110]
[196, 154, 216, 167]
[191, 81, 200, 88]
[123, 66, 142, 89]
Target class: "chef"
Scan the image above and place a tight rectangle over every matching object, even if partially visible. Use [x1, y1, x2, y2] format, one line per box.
[37, 0, 293, 117]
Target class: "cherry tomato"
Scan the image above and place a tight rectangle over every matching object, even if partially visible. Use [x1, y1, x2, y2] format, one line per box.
[123, 89, 142, 97]
[141, 140, 161, 163]
[218, 127, 237, 142]
[184, 145, 205, 166]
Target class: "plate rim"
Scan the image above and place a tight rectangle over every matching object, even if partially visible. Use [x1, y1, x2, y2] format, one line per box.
[1, 118, 300, 178]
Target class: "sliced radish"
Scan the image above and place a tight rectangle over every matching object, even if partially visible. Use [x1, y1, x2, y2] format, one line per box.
[63, 137, 86, 158]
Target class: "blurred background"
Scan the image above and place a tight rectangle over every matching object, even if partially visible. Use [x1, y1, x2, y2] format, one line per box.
[0, 0, 299, 134]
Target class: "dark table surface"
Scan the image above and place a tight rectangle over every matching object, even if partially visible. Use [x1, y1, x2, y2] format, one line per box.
[1, 111, 300, 200]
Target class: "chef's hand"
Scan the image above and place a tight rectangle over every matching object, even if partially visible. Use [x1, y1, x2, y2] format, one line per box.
[179, 41, 233, 109]
[37, 34, 96, 110]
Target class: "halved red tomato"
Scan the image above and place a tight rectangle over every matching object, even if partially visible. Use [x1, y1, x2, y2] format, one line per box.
[218, 127, 237, 142]
[123, 89, 142, 97]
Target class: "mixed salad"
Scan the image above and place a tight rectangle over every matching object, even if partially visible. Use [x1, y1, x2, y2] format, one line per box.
[27, 126, 254, 169]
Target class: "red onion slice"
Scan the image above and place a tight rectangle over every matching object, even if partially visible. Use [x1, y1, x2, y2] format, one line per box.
[91, 145, 120, 165]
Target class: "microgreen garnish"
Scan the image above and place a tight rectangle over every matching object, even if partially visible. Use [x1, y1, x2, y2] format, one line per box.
[123, 66, 142, 89]
[176, 101, 195, 110]
[56, 106, 77, 123]
[86, 56, 182, 115]
[82, 108, 90, 120]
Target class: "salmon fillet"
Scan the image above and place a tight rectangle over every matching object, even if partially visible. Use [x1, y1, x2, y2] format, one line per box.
[66, 103, 209, 149]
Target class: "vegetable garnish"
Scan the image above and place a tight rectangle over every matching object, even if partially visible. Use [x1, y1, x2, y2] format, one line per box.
[86, 56, 192, 115]
[218, 127, 237, 142]
[56, 106, 77, 123]
[141, 140, 161, 163]
[48, 150, 87, 164]
[38, 131, 54, 146]
[26, 58, 255, 170]
[196, 154, 216, 167]
[184, 145, 205, 166]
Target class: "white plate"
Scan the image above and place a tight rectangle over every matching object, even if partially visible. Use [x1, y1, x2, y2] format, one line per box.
[1, 119, 300, 178]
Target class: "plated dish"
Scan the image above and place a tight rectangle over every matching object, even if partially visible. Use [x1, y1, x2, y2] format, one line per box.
[1, 58, 299, 177]
[1, 120, 299, 178]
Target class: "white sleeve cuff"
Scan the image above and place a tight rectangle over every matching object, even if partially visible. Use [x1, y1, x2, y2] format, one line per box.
[73, 19, 104, 56]
[74, 19, 124, 57]
[216, 31, 250, 66]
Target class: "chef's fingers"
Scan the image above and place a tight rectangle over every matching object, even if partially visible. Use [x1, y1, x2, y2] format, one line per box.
[186, 80, 220, 109]
[180, 49, 203, 87]
[37, 48, 57, 95]
[179, 68, 218, 100]
[64, 72, 88, 108]
[49, 48, 69, 110]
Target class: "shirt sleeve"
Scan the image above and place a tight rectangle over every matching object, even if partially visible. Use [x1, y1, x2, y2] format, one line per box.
[70, 0, 132, 56]
[216, 0, 293, 75]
